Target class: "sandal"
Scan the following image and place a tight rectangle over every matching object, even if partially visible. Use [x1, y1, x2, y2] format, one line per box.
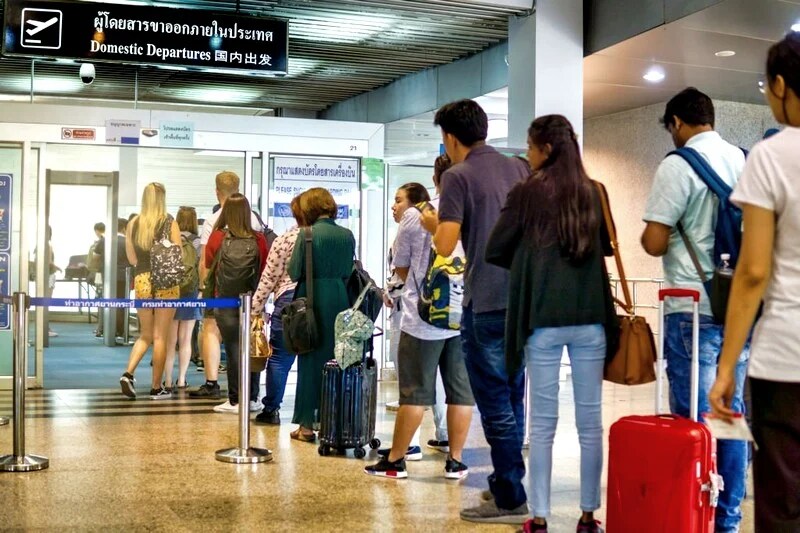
[290, 428, 316, 442]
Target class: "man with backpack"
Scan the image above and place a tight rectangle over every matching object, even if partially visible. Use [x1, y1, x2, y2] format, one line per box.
[641, 87, 749, 533]
[189, 171, 264, 401]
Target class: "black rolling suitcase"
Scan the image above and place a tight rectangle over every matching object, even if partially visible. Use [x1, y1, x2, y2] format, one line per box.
[318, 349, 381, 459]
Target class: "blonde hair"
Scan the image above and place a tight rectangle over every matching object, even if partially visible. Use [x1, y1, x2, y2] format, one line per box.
[134, 182, 167, 249]
[216, 171, 240, 200]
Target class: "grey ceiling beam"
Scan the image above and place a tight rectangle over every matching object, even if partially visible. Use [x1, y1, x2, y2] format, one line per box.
[321, 42, 508, 124]
[585, 0, 726, 54]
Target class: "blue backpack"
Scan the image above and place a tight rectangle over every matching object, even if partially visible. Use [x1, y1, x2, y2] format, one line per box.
[669, 147, 745, 267]
[670, 146, 747, 323]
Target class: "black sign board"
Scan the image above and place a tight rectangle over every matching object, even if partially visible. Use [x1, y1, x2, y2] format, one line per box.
[2, 0, 288, 76]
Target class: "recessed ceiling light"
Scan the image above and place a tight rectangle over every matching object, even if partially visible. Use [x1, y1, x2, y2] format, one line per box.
[715, 50, 736, 57]
[792, 22, 800, 32]
[643, 67, 665, 83]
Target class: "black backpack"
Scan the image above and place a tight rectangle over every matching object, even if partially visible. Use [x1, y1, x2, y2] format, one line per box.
[253, 211, 279, 249]
[346, 260, 384, 322]
[214, 231, 261, 297]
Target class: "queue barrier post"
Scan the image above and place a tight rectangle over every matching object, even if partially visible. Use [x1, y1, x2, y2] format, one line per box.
[0, 292, 49, 472]
[122, 267, 134, 345]
[215, 293, 272, 464]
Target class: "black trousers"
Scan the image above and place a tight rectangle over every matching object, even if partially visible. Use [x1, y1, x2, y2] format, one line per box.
[751, 377, 800, 532]
[215, 308, 259, 405]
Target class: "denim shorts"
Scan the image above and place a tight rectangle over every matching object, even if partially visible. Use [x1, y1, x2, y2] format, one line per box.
[397, 331, 474, 406]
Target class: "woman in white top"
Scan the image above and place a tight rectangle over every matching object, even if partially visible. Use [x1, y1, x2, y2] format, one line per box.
[250, 194, 304, 425]
[709, 33, 800, 531]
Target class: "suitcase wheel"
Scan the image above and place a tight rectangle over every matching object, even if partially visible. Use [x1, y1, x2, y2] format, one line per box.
[318, 445, 331, 457]
[354, 447, 367, 459]
[369, 438, 381, 450]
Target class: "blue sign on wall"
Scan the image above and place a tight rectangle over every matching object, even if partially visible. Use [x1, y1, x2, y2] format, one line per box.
[0, 174, 11, 253]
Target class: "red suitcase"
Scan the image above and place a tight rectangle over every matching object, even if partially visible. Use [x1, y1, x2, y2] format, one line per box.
[606, 289, 723, 533]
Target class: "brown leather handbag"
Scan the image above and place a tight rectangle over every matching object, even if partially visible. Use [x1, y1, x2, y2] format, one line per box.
[596, 182, 657, 385]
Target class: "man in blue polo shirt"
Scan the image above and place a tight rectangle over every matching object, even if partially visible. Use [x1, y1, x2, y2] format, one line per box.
[421, 99, 530, 524]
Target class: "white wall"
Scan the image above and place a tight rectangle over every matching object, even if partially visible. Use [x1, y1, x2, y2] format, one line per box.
[583, 99, 779, 284]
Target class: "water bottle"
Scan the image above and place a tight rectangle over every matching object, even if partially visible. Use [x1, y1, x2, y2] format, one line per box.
[717, 253, 733, 277]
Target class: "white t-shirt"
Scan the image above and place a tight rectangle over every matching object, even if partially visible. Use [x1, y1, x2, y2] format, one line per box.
[730, 126, 800, 382]
[199, 209, 263, 246]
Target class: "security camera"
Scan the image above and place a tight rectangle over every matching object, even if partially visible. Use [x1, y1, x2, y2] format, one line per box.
[79, 63, 95, 85]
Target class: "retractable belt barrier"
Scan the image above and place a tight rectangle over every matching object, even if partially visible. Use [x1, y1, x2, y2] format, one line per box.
[27, 297, 241, 309]
[0, 292, 272, 471]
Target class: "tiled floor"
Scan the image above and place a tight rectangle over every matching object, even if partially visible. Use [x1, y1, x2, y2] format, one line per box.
[0, 378, 754, 532]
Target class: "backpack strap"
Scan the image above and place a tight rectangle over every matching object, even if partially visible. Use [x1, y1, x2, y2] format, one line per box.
[677, 222, 709, 285]
[668, 147, 733, 200]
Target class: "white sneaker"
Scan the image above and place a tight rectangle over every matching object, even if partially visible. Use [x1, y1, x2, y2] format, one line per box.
[386, 401, 400, 412]
[249, 401, 263, 413]
[213, 400, 238, 413]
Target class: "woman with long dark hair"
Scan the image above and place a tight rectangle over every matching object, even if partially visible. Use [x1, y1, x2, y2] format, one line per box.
[487, 115, 615, 533]
[205, 193, 269, 413]
[709, 33, 800, 531]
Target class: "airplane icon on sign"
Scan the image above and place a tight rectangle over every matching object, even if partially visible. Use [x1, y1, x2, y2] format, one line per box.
[26, 17, 59, 37]
[20, 8, 63, 49]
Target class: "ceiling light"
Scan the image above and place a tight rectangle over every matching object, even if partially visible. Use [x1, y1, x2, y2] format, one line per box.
[792, 22, 800, 32]
[643, 67, 665, 83]
[758, 80, 766, 94]
[715, 50, 736, 57]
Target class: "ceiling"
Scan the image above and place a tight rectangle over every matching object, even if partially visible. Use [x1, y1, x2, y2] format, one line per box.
[0, 0, 526, 113]
[386, 0, 800, 164]
[584, 0, 800, 118]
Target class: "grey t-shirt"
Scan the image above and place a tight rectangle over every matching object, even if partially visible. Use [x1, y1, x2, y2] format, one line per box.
[437, 145, 530, 313]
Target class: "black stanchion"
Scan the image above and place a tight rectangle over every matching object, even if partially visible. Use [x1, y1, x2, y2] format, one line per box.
[0, 292, 49, 472]
[215, 293, 272, 464]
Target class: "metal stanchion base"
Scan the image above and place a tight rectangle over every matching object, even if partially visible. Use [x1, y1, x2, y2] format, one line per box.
[215, 447, 272, 464]
[0, 454, 49, 472]
[0, 417, 9, 426]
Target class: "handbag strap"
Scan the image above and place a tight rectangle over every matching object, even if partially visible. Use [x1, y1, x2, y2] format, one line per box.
[304, 226, 314, 307]
[677, 222, 709, 284]
[351, 280, 373, 312]
[594, 181, 634, 314]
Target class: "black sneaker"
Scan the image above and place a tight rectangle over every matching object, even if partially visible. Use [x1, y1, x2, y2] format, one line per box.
[255, 408, 280, 425]
[195, 360, 205, 371]
[189, 382, 221, 399]
[364, 456, 408, 479]
[444, 455, 469, 480]
[120, 373, 136, 398]
[427, 439, 450, 453]
[149, 388, 172, 400]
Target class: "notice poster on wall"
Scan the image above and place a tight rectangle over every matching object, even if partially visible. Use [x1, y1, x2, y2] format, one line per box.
[0, 253, 9, 329]
[270, 156, 360, 237]
[0, 174, 12, 253]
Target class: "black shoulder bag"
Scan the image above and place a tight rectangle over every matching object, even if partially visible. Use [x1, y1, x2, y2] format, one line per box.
[280, 228, 318, 354]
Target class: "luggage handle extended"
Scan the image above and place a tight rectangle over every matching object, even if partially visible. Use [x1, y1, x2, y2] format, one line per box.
[657, 288, 701, 422]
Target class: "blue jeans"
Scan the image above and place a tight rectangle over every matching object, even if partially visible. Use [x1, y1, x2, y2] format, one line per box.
[665, 313, 749, 532]
[461, 305, 527, 510]
[526, 324, 605, 518]
[262, 290, 296, 412]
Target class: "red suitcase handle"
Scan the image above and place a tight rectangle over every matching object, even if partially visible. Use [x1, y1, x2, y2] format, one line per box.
[659, 288, 700, 302]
